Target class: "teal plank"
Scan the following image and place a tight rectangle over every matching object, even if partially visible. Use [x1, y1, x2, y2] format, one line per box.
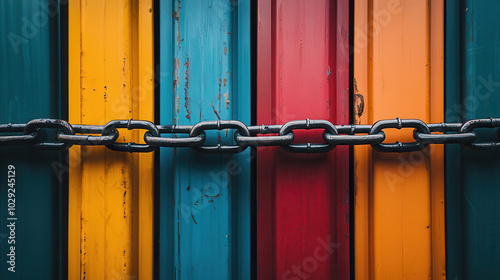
[446, 0, 500, 278]
[159, 1, 251, 279]
[0, 0, 64, 279]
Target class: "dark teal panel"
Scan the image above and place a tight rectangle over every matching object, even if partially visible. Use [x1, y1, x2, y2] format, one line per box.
[159, 1, 251, 279]
[0, 1, 64, 279]
[446, 0, 500, 279]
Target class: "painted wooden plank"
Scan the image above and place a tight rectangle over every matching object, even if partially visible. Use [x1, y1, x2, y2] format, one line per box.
[353, 1, 445, 279]
[256, 0, 350, 279]
[68, 0, 154, 279]
[158, 1, 251, 279]
[0, 1, 65, 279]
[446, 1, 500, 278]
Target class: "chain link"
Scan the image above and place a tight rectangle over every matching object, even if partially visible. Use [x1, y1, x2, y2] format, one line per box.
[1, 117, 500, 153]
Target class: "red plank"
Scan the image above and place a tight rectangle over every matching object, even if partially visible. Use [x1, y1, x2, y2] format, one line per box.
[256, 1, 350, 279]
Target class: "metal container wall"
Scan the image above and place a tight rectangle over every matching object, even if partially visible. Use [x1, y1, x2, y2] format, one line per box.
[158, 1, 251, 279]
[0, 1, 65, 279]
[446, 1, 500, 279]
[68, 1, 154, 279]
[256, 0, 350, 279]
[353, 1, 445, 279]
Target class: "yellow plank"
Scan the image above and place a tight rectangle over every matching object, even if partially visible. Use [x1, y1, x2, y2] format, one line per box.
[353, 1, 445, 279]
[68, 1, 154, 279]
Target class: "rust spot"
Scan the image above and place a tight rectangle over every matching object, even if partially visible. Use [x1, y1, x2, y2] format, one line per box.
[176, 96, 180, 114]
[191, 213, 197, 224]
[184, 58, 191, 121]
[194, 200, 199, 206]
[223, 78, 227, 87]
[353, 94, 364, 119]
[208, 199, 214, 203]
[212, 105, 221, 119]
[186, 185, 190, 191]
[225, 128, 228, 137]
[224, 47, 227, 55]
[353, 78, 364, 121]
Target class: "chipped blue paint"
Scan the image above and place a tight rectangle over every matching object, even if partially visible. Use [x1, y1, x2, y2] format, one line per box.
[159, 1, 251, 279]
[446, 0, 500, 278]
[0, 1, 64, 279]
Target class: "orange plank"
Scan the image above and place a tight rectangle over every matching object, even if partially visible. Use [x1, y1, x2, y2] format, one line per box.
[353, 1, 445, 279]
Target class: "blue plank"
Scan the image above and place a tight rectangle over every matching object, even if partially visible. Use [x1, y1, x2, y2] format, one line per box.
[446, 0, 500, 278]
[0, 0, 64, 279]
[159, 1, 251, 279]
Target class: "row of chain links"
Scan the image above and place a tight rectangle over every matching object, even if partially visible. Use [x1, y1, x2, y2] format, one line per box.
[0, 118, 499, 153]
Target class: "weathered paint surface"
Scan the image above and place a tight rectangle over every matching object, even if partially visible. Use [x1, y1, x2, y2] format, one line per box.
[353, 1, 445, 279]
[256, 0, 350, 279]
[0, 1, 64, 279]
[68, 0, 154, 279]
[446, 1, 500, 279]
[159, 1, 251, 279]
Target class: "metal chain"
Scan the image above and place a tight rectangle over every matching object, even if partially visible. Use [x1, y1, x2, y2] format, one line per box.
[1, 117, 500, 154]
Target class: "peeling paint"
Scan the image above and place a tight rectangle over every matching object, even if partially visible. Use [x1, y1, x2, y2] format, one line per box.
[176, 95, 180, 114]
[218, 78, 222, 101]
[175, 0, 181, 45]
[204, 193, 221, 199]
[173, 58, 179, 90]
[224, 91, 230, 109]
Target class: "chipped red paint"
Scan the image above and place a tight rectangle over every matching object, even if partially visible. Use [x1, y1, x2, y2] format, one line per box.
[256, 0, 350, 279]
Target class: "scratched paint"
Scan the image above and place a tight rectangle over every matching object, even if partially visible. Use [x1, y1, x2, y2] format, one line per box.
[0, 1, 64, 279]
[256, 0, 350, 279]
[446, 1, 500, 279]
[159, 1, 251, 279]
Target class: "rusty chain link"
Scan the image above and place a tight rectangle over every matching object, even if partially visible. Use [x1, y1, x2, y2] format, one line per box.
[1, 117, 500, 153]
